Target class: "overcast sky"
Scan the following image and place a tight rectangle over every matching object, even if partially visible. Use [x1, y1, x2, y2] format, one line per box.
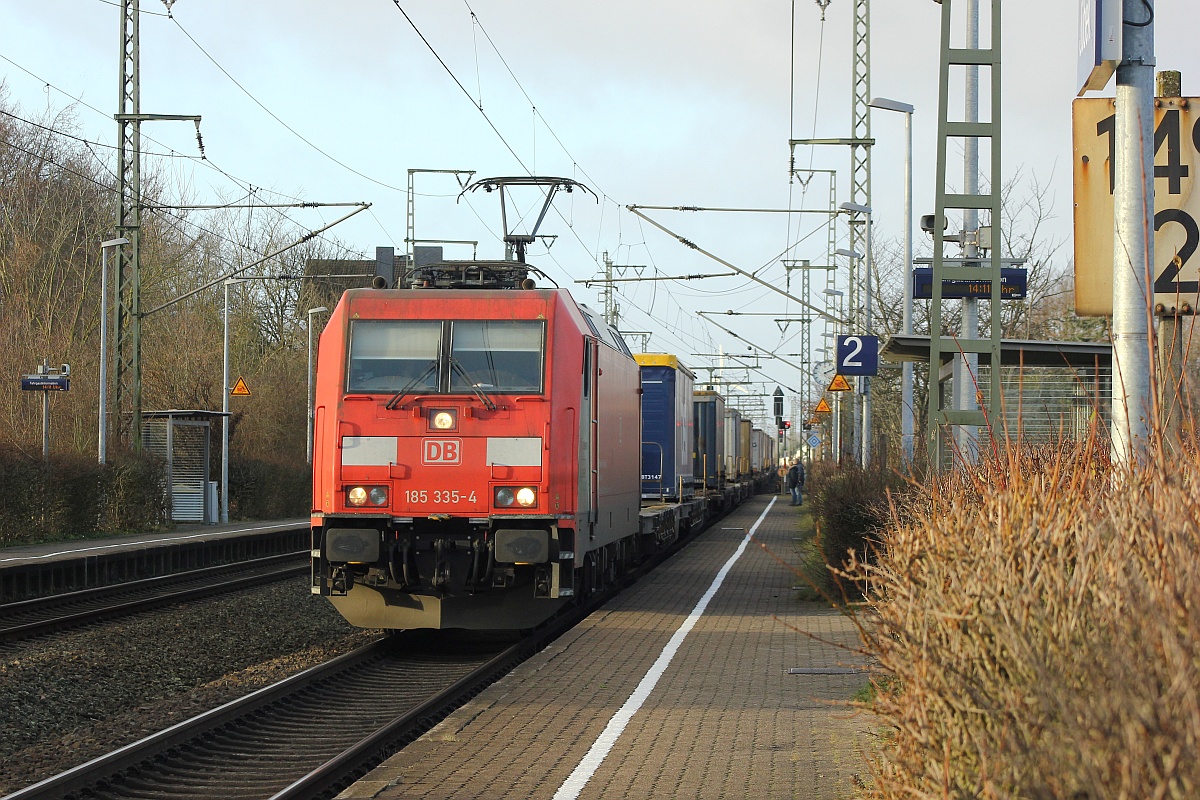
[3, 0, 1197, 416]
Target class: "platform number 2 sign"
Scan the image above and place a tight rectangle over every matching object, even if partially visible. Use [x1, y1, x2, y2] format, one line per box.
[1072, 97, 1199, 316]
[836, 335, 878, 377]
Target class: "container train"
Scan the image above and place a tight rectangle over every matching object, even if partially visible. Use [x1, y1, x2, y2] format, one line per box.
[310, 189, 772, 631]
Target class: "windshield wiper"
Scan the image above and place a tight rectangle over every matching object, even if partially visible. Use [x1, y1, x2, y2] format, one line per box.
[384, 361, 438, 410]
[449, 356, 498, 411]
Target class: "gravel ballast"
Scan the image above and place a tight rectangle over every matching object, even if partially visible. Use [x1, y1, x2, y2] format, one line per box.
[0, 577, 379, 794]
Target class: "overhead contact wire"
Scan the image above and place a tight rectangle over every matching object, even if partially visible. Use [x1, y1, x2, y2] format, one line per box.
[389, 1, 530, 175]
[168, 16, 408, 193]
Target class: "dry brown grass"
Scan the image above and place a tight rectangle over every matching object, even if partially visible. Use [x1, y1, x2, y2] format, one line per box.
[849, 430, 1200, 799]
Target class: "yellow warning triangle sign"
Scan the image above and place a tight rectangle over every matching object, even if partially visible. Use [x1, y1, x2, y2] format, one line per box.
[827, 374, 853, 392]
[229, 377, 252, 397]
[813, 397, 832, 413]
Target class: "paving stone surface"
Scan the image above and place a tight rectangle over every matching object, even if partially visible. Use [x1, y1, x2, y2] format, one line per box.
[340, 494, 872, 800]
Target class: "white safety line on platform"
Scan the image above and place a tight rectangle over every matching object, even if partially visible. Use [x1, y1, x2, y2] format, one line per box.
[0, 522, 303, 564]
[552, 496, 778, 800]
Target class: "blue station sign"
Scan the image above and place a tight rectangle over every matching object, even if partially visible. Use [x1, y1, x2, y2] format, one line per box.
[912, 267, 1028, 300]
[836, 334, 879, 377]
[21, 374, 70, 391]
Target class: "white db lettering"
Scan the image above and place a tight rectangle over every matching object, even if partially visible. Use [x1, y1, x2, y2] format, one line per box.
[423, 439, 461, 465]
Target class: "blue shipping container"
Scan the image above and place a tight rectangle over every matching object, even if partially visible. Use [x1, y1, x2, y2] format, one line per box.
[637, 356, 695, 500]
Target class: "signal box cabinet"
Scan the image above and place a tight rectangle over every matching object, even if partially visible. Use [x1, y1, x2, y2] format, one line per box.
[636, 354, 696, 501]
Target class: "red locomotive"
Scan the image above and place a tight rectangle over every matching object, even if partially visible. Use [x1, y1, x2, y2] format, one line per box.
[310, 255, 642, 629]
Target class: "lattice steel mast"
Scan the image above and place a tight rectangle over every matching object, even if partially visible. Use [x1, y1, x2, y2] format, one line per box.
[113, 0, 200, 449]
[926, 0, 1005, 466]
[113, 0, 142, 450]
[849, 0, 871, 463]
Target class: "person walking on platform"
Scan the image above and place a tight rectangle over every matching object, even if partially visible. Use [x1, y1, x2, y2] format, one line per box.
[786, 459, 805, 506]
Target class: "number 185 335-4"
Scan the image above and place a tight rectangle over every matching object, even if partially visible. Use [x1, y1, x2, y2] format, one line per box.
[402, 490, 478, 505]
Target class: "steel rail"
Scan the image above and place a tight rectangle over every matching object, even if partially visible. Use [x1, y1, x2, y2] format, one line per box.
[0, 553, 307, 644]
[5, 488, 762, 799]
[3, 638, 397, 800]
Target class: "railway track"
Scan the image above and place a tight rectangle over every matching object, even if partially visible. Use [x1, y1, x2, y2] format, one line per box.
[0, 553, 308, 644]
[2, 499, 734, 799]
[4, 624, 563, 800]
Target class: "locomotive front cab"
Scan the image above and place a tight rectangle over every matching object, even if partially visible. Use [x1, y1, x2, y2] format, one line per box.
[310, 289, 586, 629]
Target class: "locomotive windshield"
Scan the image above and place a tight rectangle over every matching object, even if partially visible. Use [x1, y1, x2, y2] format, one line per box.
[450, 321, 544, 393]
[346, 319, 545, 395]
[347, 321, 441, 392]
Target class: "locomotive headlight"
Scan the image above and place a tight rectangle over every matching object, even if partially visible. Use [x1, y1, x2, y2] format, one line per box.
[430, 409, 457, 431]
[494, 487, 536, 508]
[346, 486, 388, 507]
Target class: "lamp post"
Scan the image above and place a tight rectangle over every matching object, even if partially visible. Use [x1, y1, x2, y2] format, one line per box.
[99, 236, 129, 464]
[823, 287, 845, 462]
[869, 97, 915, 467]
[307, 306, 329, 465]
[835, 245, 863, 464]
[839, 202, 872, 467]
[221, 279, 239, 524]
[814, 352, 832, 463]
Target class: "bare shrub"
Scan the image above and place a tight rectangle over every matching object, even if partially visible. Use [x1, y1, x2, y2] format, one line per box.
[852, 432, 1200, 798]
[808, 460, 908, 598]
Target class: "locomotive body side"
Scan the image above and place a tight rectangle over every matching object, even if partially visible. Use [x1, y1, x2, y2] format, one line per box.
[582, 317, 642, 551]
[310, 287, 640, 630]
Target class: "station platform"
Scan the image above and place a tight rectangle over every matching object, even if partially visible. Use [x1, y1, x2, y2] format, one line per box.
[0, 519, 308, 602]
[0, 519, 307, 566]
[340, 494, 871, 800]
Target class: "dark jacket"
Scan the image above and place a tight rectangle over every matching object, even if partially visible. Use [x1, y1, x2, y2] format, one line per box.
[786, 464, 803, 489]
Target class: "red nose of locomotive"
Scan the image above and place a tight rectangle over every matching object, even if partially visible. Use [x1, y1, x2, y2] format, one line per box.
[309, 285, 581, 629]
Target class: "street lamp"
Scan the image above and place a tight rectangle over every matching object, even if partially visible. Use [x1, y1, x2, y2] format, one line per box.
[869, 96, 915, 466]
[99, 236, 129, 464]
[307, 306, 329, 465]
[835, 244, 866, 466]
[221, 279, 240, 524]
[823, 287, 846, 462]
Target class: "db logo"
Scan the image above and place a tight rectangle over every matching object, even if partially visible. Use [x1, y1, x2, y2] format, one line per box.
[422, 439, 461, 465]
